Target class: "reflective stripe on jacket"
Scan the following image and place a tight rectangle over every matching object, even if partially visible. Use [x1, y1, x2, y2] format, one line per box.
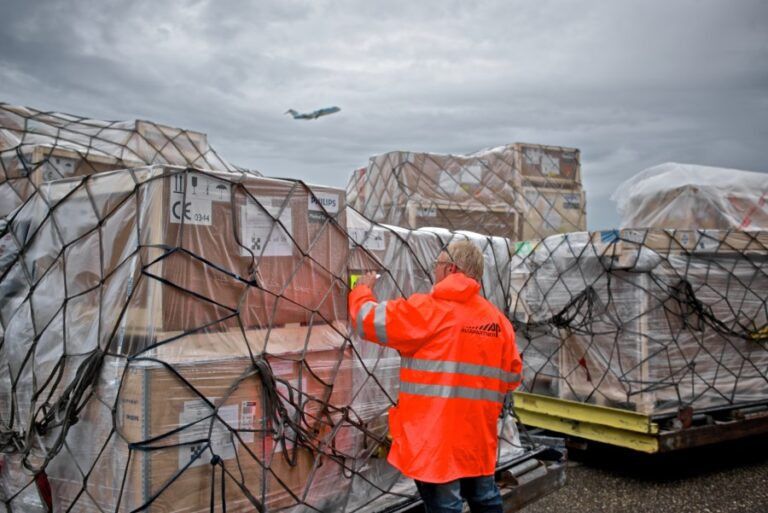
[348, 272, 522, 483]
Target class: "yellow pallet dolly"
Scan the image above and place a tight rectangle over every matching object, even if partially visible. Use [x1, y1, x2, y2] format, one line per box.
[514, 391, 768, 453]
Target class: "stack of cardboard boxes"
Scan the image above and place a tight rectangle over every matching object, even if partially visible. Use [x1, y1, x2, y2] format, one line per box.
[346, 143, 586, 243]
[1, 165, 355, 511]
[511, 229, 768, 416]
[0, 103, 237, 219]
[515, 143, 587, 241]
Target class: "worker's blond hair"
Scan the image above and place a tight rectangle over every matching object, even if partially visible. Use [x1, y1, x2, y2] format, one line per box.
[445, 240, 484, 282]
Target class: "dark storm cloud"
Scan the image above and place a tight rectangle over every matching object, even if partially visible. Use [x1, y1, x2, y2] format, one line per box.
[1, 0, 767, 228]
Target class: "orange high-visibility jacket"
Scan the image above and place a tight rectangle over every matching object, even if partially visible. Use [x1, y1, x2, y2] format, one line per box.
[349, 272, 522, 483]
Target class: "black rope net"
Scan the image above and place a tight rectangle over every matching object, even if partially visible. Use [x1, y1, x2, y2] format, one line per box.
[346, 144, 586, 242]
[511, 228, 768, 417]
[0, 105, 527, 512]
[0, 103, 241, 220]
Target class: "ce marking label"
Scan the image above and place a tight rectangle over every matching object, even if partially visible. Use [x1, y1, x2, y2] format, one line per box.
[170, 197, 212, 225]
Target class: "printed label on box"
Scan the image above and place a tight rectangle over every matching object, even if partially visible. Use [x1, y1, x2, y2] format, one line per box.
[178, 400, 239, 469]
[416, 206, 437, 218]
[42, 156, 78, 181]
[349, 227, 386, 250]
[240, 401, 258, 443]
[438, 165, 482, 195]
[308, 192, 340, 215]
[524, 148, 543, 166]
[169, 196, 213, 226]
[170, 172, 231, 202]
[562, 193, 581, 210]
[623, 230, 645, 243]
[542, 155, 560, 177]
[240, 198, 293, 257]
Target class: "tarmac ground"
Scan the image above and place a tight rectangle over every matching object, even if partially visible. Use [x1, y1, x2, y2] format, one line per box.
[520, 433, 768, 513]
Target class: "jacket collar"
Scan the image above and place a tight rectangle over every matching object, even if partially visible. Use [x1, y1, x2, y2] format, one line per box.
[432, 273, 481, 302]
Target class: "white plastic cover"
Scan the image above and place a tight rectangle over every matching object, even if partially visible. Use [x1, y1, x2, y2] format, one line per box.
[612, 162, 768, 230]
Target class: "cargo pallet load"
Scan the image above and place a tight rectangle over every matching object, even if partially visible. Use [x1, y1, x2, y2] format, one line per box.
[511, 164, 768, 453]
[347, 143, 586, 242]
[0, 103, 240, 222]
[0, 104, 565, 512]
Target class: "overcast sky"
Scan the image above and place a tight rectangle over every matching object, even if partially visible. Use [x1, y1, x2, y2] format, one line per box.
[1, 0, 767, 230]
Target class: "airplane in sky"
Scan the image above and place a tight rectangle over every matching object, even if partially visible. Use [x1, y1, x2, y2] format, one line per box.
[285, 106, 341, 120]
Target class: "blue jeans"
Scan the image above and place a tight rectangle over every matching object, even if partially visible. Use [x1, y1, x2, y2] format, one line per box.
[415, 475, 503, 513]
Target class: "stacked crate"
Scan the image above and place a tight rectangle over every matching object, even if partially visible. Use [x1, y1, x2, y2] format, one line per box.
[512, 229, 768, 416]
[0, 166, 354, 511]
[515, 143, 587, 241]
[0, 103, 239, 219]
[346, 143, 586, 242]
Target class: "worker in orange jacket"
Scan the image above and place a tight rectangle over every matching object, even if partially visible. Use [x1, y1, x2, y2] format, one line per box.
[349, 240, 522, 513]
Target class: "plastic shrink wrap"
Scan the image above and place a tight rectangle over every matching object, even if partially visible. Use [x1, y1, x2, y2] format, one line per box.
[0, 166, 521, 512]
[612, 162, 768, 230]
[0, 103, 243, 220]
[511, 229, 768, 415]
[347, 143, 586, 242]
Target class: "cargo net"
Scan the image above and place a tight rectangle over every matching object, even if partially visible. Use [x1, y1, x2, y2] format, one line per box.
[346, 144, 586, 243]
[511, 229, 768, 419]
[0, 103, 242, 221]
[0, 166, 526, 512]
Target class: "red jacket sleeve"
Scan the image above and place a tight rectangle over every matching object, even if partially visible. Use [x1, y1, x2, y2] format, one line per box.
[348, 285, 446, 354]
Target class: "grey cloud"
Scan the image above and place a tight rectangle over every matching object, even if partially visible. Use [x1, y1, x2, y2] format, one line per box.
[1, 0, 767, 229]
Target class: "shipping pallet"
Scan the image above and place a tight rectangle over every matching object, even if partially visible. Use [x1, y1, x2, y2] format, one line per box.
[514, 391, 768, 453]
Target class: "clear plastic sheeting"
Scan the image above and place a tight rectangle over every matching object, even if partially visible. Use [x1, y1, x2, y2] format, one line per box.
[612, 162, 768, 230]
[0, 103, 246, 219]
[511, 228, 768, 415]
[0, 165, 524, 512]
[347, 143, 586, 242]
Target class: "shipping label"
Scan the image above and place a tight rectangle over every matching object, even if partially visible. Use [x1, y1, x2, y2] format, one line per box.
[42, 156, 78, 182]
[541, 154, 560, 177]
[239, 198, 293, 257]
[562, 193, 581, 210]
[240, 400, 258, 443]
[178, 400, 239, 469]
[524, 148, 543, 166]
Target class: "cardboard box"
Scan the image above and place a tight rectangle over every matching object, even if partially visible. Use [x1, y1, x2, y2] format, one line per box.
[0, 144, 142, 217]
[43, 167, 348, 340]
[130, 120, 210, 167]
[349, 148, 524, 229]
[621, 184, 768, 231]
[50, 325, 355, 512]
[514, 143, 580, 186]
[520, 186, 587, 240]
[405, 200, 519, 240]
[525, 231, 768, 414]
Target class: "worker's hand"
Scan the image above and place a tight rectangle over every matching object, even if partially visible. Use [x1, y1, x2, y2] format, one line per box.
[355, 271, 379, 289]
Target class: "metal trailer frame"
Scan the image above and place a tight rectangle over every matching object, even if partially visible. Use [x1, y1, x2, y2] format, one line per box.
[514, 391, 768, 453]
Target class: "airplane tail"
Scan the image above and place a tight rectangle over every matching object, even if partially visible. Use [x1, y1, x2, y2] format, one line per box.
[285, 109, 299, 117]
